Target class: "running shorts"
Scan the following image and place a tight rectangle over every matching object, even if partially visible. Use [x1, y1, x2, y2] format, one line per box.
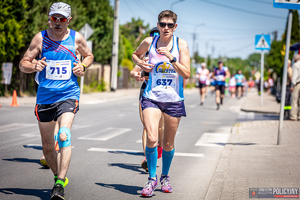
[199, 82, 206, 89]
[215, 85, 225, 95]
[140, 96, 186, 118]
[34, 99, 79, 122]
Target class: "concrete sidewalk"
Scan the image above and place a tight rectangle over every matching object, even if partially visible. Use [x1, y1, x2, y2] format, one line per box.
[205, 91, 300, 199]
[0, 88, 198, 106]
[241, 90, 280, 114]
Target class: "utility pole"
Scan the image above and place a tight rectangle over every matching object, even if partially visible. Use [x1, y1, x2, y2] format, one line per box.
[110, 0, 119, 91]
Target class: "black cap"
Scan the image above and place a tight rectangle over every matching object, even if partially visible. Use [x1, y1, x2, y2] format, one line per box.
[218, 60, 223, 64]
[150, 27, 159, 35]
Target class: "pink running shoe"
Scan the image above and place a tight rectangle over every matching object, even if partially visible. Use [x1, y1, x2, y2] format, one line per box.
[160, 175, 172, 193]
[157, 146, 163, 159]
[141, 176, 158, 197]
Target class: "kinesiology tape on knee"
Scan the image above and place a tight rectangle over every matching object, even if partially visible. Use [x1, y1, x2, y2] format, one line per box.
[54, 127, 71, 148]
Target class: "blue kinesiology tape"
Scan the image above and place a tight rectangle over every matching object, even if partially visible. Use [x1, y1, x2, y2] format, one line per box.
[54, 127, 71, 148]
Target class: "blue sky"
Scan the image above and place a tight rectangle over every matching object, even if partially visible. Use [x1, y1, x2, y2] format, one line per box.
[109, 0, 291, 59]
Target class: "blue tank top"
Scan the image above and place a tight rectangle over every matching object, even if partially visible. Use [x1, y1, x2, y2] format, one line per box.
[235, 74, 244, 86]
[214, 66, 228, 86]
[36, 29, 80, 104]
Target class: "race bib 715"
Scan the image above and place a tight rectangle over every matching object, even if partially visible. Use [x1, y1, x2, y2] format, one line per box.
[46, 60, 72, 80]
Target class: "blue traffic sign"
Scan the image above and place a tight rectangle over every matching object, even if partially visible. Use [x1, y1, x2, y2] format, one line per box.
[273, 0, 300, 10]
[255, 35, 271, 51]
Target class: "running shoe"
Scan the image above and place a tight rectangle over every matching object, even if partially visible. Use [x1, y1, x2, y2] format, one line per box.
[54, 177, 69, 188]
[141, 158, 148, 172]
[40, 155, 49, 168]
[50, 184, 64, 200]
[141, 176, 158, 197]
[200, 102, 203, 106]
[160, 175, 173, 193]
[157, 146, 163, 159]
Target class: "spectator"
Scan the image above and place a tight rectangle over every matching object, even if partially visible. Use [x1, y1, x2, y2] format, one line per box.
[267, 75, 274, 94]
[290, 54, 300, 121]
[284, 59, 293, 120]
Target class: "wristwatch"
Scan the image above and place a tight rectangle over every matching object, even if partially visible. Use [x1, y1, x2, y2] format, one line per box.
[81, 63, 87, 72]
[170, 57, 177, 63]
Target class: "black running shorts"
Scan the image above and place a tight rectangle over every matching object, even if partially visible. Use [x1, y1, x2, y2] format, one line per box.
[215, 85, 225, 95]
[34, 99, 79, 122]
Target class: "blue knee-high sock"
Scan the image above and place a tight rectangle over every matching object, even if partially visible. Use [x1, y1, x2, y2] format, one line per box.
[145, 146, 157, 179]
[162, 149, 175, 176]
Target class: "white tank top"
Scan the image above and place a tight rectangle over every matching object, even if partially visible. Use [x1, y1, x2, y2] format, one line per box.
[143, 35, 184, 102]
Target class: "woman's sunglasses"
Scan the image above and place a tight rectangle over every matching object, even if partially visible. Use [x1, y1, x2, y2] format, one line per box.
[158, 22, 175, 28]
[51, 16, 68, 23]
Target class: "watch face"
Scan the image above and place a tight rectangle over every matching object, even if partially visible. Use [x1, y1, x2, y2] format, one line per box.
[172, 57, 177, 62]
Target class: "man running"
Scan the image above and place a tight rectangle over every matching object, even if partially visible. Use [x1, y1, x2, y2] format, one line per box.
[130, 27, 164, 173]
[235, 70, 245, 99]
[132, 10, 190, 197]
[212, 60, 230, 110]
[196, 62, 209, 105]
[229, 74, 236, 98]
[19, 2, 94, 199]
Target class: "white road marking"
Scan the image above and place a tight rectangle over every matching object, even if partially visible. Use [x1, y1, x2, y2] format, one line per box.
[87, 147, 204, 157]
[195, 133, 229, 147]
[21, 132, 40, 137]
[77, 128, 131, 141]
[0, 123, 36, 133]
[23, 144, 75, 149]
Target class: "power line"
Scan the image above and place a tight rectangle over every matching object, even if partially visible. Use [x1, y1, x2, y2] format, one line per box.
[246, 0, 271, 5]
[198, 0, 285, 20]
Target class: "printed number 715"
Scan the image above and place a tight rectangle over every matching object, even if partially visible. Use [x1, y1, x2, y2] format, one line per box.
[50, 67, 67, 74]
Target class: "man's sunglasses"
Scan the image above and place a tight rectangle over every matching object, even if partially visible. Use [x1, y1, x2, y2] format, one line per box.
[158, 22, 175, 28]
[51, 16, 68, 22]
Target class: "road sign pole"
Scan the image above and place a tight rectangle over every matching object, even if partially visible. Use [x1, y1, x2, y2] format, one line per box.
[80, 25, 87, 95]
[110, 0, 119, 91]
[277, 9, 293, 145]
[260, 50, 264, 106]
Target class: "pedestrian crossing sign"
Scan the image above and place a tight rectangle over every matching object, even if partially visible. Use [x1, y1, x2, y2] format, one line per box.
[255, 35, 271, 51]
[273, 0, 300, 10]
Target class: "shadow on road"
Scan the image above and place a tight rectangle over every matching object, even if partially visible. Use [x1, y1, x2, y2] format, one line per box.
[0, 188, 50, 199]
[23, 144, 43, 150]
[107, 150, 144, 156]
[108, 163, 148, 174]
[95, 182, 143, 195]
[3, 158, 40, 164]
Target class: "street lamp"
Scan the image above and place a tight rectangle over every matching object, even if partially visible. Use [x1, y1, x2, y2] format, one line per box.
[170, 0, 185, 10]
[193, 23, 205, 60]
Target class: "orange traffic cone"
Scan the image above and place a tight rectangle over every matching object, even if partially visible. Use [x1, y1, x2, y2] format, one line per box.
[10, 90, 19, 107]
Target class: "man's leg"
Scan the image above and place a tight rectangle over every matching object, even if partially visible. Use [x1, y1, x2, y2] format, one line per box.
[56, 112, 75, 180]
[39, 121, 58, 175]
[215, 87, 220, 110]
[201, 87, 206, 104]
[290, 84, 300, 120]
[158, 113, 164, 159]
[139, 102, 148, 172]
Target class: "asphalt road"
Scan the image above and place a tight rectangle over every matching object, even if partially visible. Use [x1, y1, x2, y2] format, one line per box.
[0, 90, 255, 200]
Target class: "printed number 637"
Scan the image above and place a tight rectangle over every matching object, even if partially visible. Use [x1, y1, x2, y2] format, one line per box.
[156, 79, 172, 86]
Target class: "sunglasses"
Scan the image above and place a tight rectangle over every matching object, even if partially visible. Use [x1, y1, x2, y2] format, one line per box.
[51, 16, 68, 22]
[150, 32, 159, 37]
[158, 22, 175, 28]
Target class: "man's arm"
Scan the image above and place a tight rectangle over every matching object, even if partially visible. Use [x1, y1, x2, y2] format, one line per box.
[19, 32, 44, 73]
[130, 65, 145, 82]
[292, 63, 299, 86]
[225, 69, 230, 80]
[74, 32, 94, 76]
[132, 37, 154, 72]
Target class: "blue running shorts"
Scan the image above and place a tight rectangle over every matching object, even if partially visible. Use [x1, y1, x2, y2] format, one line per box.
[140, 96, 186, 118]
